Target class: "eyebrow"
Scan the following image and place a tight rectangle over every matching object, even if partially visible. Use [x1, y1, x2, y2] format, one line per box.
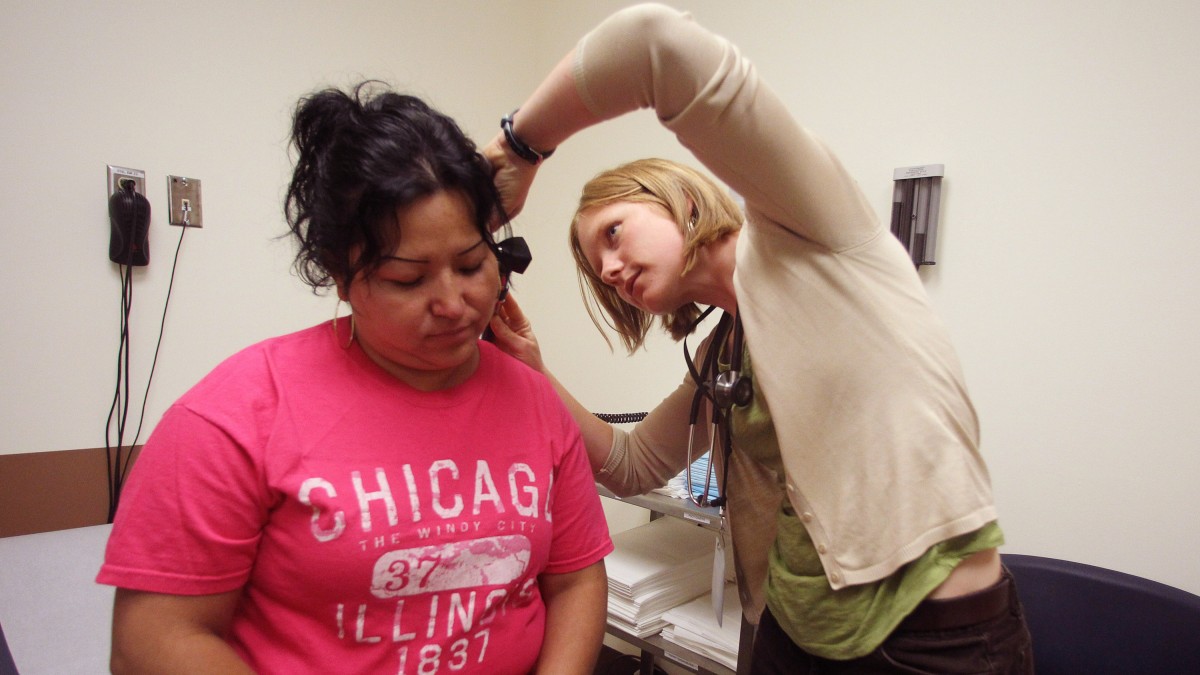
[384, 239, 488, 264]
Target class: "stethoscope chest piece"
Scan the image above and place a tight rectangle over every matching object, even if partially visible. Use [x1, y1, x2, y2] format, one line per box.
[713, 368, 753, 409]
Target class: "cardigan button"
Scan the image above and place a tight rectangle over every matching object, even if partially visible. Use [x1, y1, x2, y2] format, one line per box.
[801, 511, 814, 523]
[830, 572, 841, 584]
[817, 543, 828, 555]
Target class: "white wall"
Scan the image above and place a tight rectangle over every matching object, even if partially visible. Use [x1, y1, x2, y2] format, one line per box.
[3, 1, 1197, 595]
[0, 0, 538, 451]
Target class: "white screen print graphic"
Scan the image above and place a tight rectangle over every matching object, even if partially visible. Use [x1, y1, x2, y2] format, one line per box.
[371, 534, 532, 598]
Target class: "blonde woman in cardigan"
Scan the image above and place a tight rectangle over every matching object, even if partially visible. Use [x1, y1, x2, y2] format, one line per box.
[485, 4, 1033, 672]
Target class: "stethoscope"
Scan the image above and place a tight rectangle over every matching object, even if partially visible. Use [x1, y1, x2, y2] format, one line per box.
[682, 306, 753, 509]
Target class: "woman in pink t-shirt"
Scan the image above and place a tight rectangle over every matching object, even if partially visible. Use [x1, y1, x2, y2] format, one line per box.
[98, 83, 613, 675]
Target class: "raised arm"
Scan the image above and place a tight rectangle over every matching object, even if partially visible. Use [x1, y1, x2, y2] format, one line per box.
[486, 2, 877, 248]
[489, 294, 710, 495]
[482, 49, 596, 221]
[489, 3, 873, 496]
[488, 295, 613, 472]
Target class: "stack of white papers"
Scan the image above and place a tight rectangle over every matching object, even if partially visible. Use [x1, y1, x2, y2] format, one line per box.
[605, 517, 715, 637]
[661, 583, 743, 670]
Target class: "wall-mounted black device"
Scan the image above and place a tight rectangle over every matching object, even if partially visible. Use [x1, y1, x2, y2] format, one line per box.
[109, 177, 151, 266]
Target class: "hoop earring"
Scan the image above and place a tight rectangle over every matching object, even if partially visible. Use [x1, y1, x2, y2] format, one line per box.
[333, 300, 355, 349]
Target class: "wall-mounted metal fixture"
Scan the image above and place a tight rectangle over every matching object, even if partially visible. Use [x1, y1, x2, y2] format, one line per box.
[890, 164, 943, 267]
[167, 175, 203, 227]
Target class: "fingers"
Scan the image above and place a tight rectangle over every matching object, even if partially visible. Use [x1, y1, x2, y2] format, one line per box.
[490, 299, 526, 342]
[481, 133, 508, 175]
[482, 132, 535, 221]
[483, 137, 515, 231]
[489, 309, 540, 368]
[487, 313, 511, 341]
[489, 292, 548, 374]
[497, 294, 529, 328]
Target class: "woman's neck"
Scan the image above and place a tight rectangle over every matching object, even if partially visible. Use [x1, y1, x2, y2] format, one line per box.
[686, 230, 740, 314]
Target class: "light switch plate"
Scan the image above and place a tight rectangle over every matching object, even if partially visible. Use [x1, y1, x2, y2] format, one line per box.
[167, 175, 203, 227]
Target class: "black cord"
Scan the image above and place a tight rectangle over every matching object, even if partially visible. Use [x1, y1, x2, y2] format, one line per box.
[682, 306, 718, 390]
[105, 222, 188, 521]
[105, 263, 134, 521]
[106, 184, 142, 522]
[121, 225, 188, 488]
[593, 411, 649, 424]
[591, 307, 720, 428]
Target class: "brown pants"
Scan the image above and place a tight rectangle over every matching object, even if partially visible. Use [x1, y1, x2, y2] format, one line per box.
[750, 567, 1035, 674]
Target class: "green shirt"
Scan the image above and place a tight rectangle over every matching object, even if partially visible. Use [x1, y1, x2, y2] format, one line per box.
[731, 347, 1004, 659]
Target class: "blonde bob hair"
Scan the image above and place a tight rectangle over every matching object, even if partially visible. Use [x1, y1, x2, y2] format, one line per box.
[568, 158, 744, 353]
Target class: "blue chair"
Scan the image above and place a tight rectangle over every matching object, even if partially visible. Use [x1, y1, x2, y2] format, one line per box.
[1003, 553, 1200, 674]
[0, 622, 18, 675]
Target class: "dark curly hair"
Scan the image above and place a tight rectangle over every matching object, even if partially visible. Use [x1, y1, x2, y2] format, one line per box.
[285, 81, 506, 293]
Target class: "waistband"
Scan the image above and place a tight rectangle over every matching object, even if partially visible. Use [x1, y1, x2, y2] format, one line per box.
[899, 567, 1014, 632]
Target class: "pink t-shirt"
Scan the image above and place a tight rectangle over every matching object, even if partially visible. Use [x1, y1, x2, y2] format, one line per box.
[98, 323, 612, 674]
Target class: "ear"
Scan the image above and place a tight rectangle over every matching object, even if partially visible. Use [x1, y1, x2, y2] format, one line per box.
[333, 276, 350, 302]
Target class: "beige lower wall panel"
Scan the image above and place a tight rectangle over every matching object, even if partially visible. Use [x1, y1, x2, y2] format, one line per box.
[0, 447, 139, 537]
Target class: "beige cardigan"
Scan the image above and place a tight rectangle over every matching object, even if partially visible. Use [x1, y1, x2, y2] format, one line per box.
[583, 4, 996, 619]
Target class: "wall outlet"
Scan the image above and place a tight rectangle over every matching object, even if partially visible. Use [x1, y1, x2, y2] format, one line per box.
[167, 175, 203, 227]
[107, 165, 146, 198]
